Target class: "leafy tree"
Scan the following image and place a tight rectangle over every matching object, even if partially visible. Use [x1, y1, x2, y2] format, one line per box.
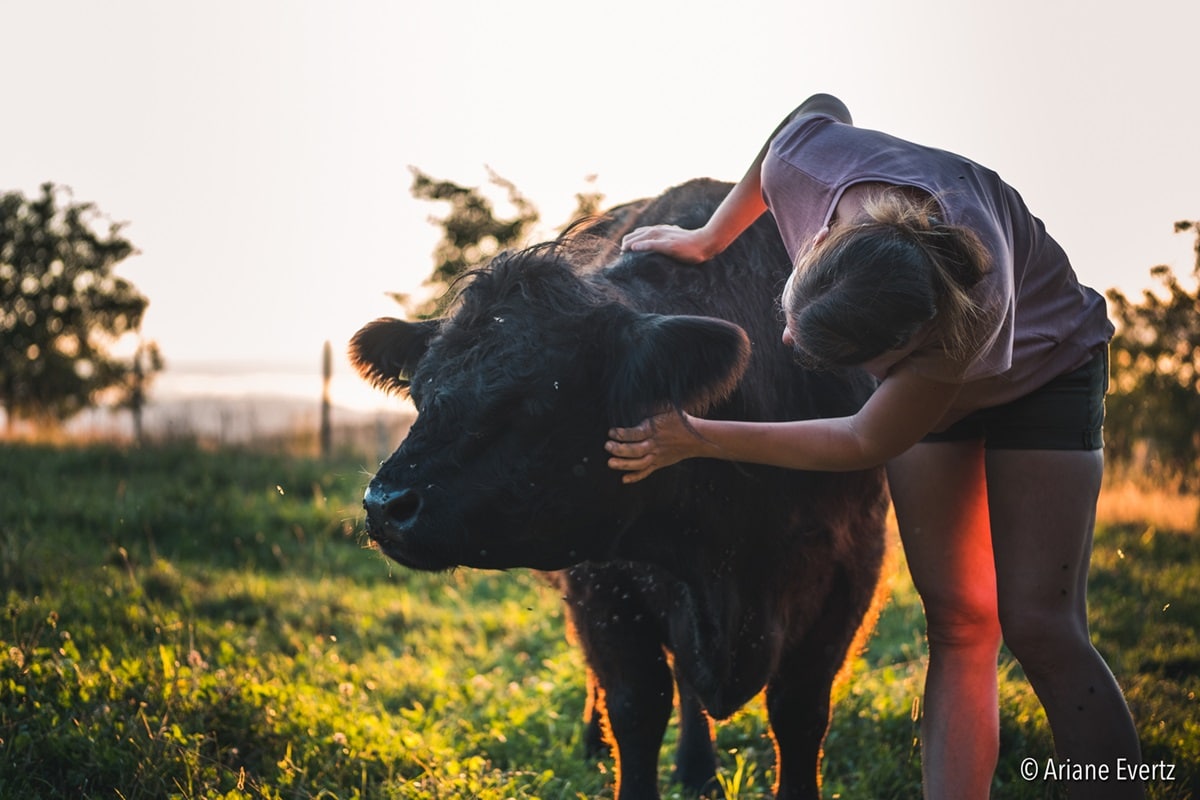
[0, 182, 161, 431]
[119, 340, 165, 444]
[395, 167, 540, 320]
[571, 173, 606, 221]
[1106, 220, 1200, 489]
[396, 169, 606, 320]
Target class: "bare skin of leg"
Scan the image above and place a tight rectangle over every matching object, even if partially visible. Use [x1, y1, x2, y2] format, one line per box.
[988, 448, 1144, 800]
[890, 443, 1145, 800]
[888, 441, 1002, 800]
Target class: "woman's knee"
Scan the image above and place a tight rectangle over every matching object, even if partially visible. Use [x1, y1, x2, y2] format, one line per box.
[923, 596, 1002, 653]
[1000, 606, 1090, 675]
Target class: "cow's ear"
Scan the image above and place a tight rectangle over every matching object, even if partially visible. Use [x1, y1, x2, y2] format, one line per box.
[607, 313, 751, 426]
[349, 317, 441, 396]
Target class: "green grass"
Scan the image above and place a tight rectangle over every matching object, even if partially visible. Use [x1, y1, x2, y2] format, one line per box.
[0, 442, 1196, 799]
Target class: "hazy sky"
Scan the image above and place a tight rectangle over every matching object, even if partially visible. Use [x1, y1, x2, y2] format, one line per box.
[5, 1, 1199, 409]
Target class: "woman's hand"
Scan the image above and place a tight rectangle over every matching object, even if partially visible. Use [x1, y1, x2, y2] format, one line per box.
[606, 410, 707, 483]
[620, 224, 715, 264]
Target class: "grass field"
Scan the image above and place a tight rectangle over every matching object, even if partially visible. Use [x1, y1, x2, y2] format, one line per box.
[1, 442, 1196, 799]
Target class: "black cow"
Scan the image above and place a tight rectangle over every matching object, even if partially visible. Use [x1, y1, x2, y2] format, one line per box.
[352, 178, 889, 800]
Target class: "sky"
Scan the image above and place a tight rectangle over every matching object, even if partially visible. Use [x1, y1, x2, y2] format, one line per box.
[4, 0, 1199, 412]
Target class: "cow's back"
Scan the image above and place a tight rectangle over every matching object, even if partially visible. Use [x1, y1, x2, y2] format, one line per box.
[585, 178, 875, 427]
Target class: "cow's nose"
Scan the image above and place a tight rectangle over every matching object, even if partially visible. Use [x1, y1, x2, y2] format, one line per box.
[363, 485, 423, 531]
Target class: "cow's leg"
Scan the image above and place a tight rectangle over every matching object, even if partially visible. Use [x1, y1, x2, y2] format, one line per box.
[672, 679, 721, 797]
[560, 568, 674, 800]
[764, 655, 834, 800]
[765, 570, 864, 800]
[582, 668, 609, 759]
[587, 633, 674, 800]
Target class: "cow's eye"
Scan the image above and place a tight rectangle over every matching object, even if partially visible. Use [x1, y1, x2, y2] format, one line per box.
[407, 374, 432, 407]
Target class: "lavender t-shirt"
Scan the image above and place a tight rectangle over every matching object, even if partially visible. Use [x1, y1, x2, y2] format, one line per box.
[761, 113, 1113, 424]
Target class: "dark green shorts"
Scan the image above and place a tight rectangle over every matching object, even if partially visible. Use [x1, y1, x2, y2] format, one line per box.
[921, 348, 1109, 451]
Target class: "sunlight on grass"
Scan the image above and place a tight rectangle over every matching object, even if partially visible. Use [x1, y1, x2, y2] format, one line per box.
[1097, 471, 1199, 533]
[1, 442, 1196, 799]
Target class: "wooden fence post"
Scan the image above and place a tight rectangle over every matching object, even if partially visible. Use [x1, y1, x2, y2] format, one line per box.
[320, 341, 333, 458]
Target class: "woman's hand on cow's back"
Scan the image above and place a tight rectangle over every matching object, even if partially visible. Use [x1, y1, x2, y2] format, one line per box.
[620, 224, 714, 264]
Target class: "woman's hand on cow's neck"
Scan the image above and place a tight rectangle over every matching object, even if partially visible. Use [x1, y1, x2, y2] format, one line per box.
[606, 411, 707, 483]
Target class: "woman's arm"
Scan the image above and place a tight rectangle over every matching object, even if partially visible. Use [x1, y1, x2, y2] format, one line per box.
[605, 363, 959, 482]
[621, 93, 852, 263]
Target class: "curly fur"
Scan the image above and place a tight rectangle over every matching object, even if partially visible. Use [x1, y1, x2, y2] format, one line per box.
[352, 178, 888, 800]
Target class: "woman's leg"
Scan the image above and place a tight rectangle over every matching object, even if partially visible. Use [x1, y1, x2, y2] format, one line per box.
[888, 441, 1002, 800]
[988, 448, 1144, 799]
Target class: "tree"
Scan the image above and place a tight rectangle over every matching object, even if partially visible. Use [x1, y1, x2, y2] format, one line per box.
[571, 173, 606, 221]
[1106, 220, 1200, 489]
[0, 183, 161, 431]
[395, 167, 540, 320]
[395, 168, 607, 320]
[118, 340, 164, 445]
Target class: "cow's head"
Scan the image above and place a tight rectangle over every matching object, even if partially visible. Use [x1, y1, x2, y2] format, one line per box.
[351, 246, 751, 571]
